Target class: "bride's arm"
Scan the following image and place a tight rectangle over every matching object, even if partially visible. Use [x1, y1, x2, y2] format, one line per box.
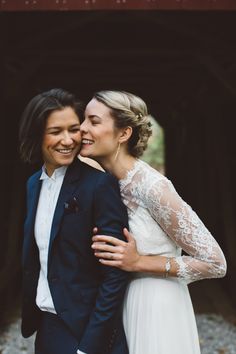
[141, 177, 227, 283]
[92, 176, 227, 283]
[92, 228, 179, 275]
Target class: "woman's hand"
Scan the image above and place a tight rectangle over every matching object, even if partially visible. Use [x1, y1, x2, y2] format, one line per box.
[91, 228, 141, 271]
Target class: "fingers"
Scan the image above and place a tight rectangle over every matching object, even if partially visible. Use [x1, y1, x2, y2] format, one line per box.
[92, 235, 126, 246]
[94, 251, 123, 260]
[123, 228, 134, 242]
[93, 226, 98, 234]
[98, 259, 121, 267]
[92, 242, 124, 254]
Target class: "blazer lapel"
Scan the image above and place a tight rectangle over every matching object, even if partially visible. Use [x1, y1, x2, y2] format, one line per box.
[47, 159, 82, 261]
[23, 170, 42, 265]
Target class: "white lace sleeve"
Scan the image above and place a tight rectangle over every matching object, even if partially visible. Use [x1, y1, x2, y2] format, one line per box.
[143, 177, 227, 283]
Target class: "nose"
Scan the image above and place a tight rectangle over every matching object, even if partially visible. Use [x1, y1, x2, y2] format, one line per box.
[80, 120, 87, 133]
[61, 132, 73, 145]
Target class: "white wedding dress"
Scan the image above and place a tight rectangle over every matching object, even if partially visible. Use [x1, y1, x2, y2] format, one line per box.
[119, 159, 226, 354]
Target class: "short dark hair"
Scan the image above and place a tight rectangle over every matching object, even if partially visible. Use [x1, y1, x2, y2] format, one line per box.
[19, 88, 83, 164]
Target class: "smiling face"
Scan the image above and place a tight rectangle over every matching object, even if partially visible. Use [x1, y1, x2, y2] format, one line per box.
[80, 98, 121, 162]
[42, 106, 81, 176]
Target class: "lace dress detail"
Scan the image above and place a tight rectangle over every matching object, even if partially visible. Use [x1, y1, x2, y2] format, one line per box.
[120, 159, 226, 284]
[119, 159, 226, 354]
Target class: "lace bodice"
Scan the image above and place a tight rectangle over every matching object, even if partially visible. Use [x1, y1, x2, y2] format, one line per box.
[119, 159, 227, 283]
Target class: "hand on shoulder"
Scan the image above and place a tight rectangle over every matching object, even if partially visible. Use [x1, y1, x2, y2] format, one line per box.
[92, 228, 140, 272]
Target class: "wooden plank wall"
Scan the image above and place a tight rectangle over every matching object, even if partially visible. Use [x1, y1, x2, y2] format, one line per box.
[1, 0, 236, 12]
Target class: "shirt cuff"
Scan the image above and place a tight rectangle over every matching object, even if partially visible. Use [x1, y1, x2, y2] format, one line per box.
[76, 350, 86, 354]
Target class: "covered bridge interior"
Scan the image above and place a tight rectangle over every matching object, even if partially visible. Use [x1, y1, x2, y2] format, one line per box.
[0, 1, 235, 324]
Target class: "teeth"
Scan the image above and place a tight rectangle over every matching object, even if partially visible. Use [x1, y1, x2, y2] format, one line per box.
[57, 149, 73, 153]
[82, 139, 93, 145]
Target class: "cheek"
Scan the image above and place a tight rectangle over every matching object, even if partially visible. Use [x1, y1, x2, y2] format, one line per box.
[74, 132, 82, 143]
[42, 135, 54, 148]
[97, 127, 116, 140]
[78, 131, 82, 139]
[98, 135, 117, 153]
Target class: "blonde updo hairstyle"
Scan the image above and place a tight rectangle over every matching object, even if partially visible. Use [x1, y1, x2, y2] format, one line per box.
[94, 90, 152, 157]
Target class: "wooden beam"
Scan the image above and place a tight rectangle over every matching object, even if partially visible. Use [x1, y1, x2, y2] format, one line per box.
[1, 0, 236, 12]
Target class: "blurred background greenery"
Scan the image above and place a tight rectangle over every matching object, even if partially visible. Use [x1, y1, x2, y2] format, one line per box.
[141, 117, 165, 174]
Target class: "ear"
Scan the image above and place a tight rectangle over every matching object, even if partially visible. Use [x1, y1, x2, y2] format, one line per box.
[118, 126, 133, 143]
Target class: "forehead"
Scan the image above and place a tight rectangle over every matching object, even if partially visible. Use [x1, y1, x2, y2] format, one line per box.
[85, 98, 112, 117]
[46, 107, 80, 127]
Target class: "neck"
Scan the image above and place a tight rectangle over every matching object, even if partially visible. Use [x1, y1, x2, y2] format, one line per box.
[96, 153, 137, 180]
[44, 166, 54, 177]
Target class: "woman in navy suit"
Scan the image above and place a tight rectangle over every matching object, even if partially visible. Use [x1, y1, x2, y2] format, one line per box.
[19, 88, 129, 354]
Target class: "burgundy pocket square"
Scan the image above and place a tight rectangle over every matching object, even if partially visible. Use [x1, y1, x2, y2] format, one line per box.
[64, 197, 79, 213]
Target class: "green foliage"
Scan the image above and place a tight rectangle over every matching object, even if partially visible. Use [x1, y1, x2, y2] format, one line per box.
[141, 118, 165, 173]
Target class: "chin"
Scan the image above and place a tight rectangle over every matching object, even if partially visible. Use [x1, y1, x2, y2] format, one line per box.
[80, 150, 92, 158]
[59, 156, 76, 165]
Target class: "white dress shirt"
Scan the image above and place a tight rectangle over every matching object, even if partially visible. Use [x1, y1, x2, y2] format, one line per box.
[34, 165, 67, 313]
[34, 165, 86, 354]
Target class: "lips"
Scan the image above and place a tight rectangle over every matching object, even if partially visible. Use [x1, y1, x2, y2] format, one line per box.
[81, 139, 94, 145]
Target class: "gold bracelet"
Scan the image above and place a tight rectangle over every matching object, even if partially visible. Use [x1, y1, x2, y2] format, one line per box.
[164, 257, 171, 278]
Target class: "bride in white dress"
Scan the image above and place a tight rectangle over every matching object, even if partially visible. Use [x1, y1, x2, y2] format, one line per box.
[79, 90, 227, 354]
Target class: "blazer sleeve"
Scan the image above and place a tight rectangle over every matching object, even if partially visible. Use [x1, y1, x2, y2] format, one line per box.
[78, 172, 130, 354]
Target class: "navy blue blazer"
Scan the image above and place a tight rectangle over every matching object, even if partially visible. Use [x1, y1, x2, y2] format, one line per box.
[21, 158, 129, 354]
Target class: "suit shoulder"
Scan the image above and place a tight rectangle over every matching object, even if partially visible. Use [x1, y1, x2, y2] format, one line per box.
[79, 159, 104, 175]
[77, 160, 120, 194]
[27, 169, 41, 186]
[79, 160, 117, 182]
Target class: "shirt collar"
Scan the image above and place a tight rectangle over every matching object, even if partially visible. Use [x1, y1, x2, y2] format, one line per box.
[40, 165, 68, 181]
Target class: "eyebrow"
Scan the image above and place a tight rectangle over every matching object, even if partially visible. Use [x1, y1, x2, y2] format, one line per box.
[88, 114, 102, 119]
[46, 123, 80, 131]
